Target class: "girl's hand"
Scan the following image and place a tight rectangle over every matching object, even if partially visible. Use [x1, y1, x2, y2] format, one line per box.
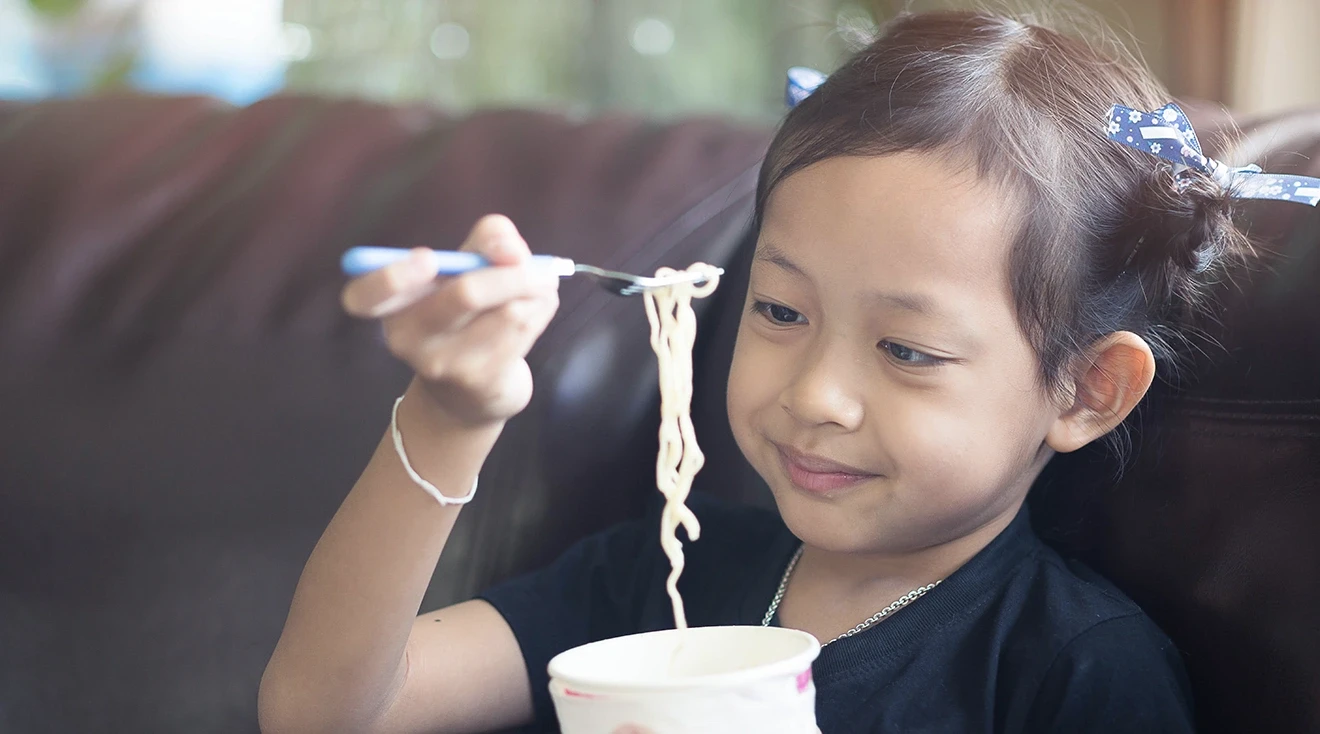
[341, 215, 561, 428]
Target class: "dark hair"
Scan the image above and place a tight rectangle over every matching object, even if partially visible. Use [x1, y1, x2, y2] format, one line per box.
[756, 11, 1250, 408]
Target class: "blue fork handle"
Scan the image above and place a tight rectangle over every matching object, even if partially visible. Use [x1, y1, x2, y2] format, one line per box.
[341, 247, 567, 277]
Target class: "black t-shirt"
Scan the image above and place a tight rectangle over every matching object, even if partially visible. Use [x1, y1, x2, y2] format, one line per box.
[480, 493, 1194, 733]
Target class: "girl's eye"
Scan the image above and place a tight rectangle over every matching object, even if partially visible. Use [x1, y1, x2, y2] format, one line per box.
[751, 301, 807, 326]
[879, 340, 944, 367]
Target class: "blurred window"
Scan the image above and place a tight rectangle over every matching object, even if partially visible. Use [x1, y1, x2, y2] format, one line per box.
[9, 1, 1262, 118]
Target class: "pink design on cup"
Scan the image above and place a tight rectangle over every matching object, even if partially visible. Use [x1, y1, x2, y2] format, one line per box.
[563, 687, 598, 699]
[796, 667, 813, 693]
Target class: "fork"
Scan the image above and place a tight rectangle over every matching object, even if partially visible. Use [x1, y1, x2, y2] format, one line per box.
[341, 246, 721, 297]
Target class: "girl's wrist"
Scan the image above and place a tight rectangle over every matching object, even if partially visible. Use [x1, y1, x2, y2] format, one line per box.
[403, 378, 508, 437]
[390, 380, 504, 500]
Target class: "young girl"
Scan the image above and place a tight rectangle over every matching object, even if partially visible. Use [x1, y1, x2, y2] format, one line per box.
[256, 10, 1269, 733]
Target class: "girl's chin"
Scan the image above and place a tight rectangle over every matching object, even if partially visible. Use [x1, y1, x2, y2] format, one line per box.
[768, 486, 885, 550]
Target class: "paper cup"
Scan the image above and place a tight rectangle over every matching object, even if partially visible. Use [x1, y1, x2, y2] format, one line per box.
[548, 625, 820, 734]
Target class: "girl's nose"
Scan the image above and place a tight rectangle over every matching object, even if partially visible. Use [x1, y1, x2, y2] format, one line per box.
[779, 347, 865, 431]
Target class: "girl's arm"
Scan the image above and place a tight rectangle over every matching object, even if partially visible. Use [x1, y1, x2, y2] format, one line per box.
[259, 385, 532, 734]
[258, 216, 560, 733]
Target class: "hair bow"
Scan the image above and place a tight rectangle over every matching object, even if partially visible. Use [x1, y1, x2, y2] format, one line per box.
[1108, 103, 1320, 207]
[786, 66, 827, 108]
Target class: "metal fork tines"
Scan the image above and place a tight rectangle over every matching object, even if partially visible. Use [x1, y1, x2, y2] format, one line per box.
[574, 264, 722, 297]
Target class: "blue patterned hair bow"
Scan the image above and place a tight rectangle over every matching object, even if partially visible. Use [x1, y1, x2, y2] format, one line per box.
[1108, 103, 1320, 207]
[786, 66, 827, 108]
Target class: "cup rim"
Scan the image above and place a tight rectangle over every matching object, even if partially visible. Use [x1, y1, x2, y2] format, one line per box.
[547, 625, 821, 693]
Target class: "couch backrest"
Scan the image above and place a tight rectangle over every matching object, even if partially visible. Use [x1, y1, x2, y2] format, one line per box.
[0, 96, 769, 733]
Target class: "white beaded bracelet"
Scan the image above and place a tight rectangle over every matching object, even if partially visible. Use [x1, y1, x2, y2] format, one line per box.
[390, 396, 479, 506]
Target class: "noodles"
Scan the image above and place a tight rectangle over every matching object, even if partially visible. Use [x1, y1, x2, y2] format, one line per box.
[643, 264, 721, 631]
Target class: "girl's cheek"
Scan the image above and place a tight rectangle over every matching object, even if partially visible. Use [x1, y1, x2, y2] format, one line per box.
[879, 399, 976, 474]
[727, 359, 759, 423]
[727, 334, 783, 435]
[731, 335, 790, 408]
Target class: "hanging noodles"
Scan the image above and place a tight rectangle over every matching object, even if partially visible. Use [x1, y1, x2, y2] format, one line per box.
[642, 263, 721, 631]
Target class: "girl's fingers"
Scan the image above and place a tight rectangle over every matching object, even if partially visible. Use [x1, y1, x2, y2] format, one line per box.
[341, 248, 441, 318]
[478, 291, 560, 365]
[405, 292, 558, 384]
[388, 294, 556, 424]
[398, 263, 558, 334]
[462, 214, 532, 266]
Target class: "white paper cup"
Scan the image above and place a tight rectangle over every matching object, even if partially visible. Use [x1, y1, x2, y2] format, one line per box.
[548, 625, 820, 734]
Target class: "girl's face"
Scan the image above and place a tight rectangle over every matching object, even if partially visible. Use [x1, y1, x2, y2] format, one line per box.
[727, 152, 1063, 555]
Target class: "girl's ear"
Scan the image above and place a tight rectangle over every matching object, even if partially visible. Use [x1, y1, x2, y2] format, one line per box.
[1046, 332, 1156, 453]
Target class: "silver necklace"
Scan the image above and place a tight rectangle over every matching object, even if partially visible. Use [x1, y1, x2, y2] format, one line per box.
[760, 545, 943, 647]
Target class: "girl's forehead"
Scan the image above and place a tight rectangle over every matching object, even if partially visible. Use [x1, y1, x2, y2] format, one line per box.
[759, 153, 1021, 293]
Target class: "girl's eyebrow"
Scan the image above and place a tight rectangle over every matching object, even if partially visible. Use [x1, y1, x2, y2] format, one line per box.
[864, 290, 938, 318]
[753, 242, 806, 277]
[755, 242, 939, 318]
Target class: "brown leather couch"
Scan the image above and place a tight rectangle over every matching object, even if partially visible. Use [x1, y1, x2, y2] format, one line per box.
[0, 95, 1316, 734]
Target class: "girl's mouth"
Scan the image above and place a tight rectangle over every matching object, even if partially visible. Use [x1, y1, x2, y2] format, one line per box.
[774, 444, 877, 496]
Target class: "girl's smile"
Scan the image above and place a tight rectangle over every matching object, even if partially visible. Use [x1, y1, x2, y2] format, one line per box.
[774, 442, 880, 496]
